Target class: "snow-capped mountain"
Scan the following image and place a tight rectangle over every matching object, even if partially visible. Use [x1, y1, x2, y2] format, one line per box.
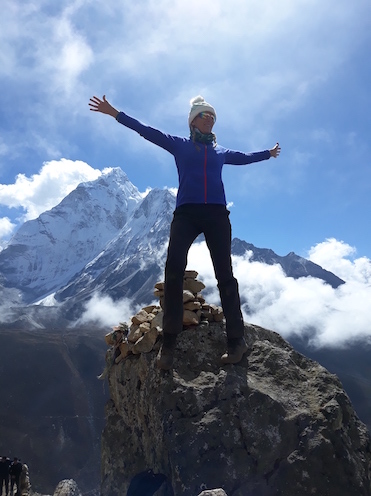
[56, 187, 176, 319]
[0, 168, 142, 303]
[0, 167, 344, 326]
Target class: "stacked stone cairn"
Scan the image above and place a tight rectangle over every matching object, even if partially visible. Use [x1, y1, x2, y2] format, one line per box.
[103, 270, 224, 366]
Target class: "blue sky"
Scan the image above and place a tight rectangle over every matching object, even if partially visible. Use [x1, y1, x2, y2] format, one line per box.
[1, 0, 370, 258]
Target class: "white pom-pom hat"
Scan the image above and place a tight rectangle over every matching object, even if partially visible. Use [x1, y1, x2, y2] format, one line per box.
[188, 95, 217, 128]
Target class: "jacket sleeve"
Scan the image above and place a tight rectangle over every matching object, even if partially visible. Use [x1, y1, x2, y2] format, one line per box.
[223, 148, 271, 165]
[116, 112, 177, 154]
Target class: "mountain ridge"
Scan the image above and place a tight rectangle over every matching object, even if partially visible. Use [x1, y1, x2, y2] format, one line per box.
[0, 167, 344, 327]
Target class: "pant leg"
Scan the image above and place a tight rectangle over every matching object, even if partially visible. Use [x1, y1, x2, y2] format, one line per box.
[203, 208, 244, 339]
[162, 208, 201, 335]
[15, 476, 20, 496]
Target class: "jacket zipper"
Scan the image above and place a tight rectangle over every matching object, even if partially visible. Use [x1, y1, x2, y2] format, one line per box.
[204, 145, 207, 203]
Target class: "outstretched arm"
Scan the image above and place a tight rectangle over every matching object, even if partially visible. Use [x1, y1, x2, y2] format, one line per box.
[224, 141, 281, 166]
[89, 95, 119, 118]
[269, 142, 281, 158]
[88, 94, 178, 154]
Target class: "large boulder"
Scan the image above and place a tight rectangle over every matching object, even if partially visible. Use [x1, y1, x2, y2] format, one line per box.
[53, 479, 82, 496]
[101, 322, 371, 496]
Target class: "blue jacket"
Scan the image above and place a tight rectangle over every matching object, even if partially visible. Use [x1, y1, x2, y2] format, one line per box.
[116, 112, 271, 208]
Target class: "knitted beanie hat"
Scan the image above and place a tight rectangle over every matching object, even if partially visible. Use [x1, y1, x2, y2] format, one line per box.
[188, 95, 217, 127]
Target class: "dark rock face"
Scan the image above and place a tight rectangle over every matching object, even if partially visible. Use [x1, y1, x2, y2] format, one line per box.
[0, 328, 108, 494]
[126, 469, 168, 495]
[101, 323, 371, 496]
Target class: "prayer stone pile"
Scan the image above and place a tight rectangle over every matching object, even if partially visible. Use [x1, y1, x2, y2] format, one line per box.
[103, 270, 223, 363]
[154, 270, 224, 326]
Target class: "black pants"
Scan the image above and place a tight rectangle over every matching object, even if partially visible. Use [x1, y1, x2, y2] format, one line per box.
[10, 475, 20, 496]
[163, 204, 244, 339]
[0, 477, 9, 495]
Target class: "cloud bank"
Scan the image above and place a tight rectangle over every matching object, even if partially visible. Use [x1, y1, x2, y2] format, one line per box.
[186, 239, 371, 349]
[78, 237, 371, 350]
[77, 292, 140, 329]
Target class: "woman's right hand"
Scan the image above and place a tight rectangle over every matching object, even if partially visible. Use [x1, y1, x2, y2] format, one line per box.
[89, 95, 119, 118]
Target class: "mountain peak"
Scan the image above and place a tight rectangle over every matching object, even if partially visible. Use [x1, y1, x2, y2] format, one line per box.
[78, 167, 142, 201]
[0, 168, 143, 302]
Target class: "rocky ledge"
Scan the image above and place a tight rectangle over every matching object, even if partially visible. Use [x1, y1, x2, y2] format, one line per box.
[101, 321, 371, 496]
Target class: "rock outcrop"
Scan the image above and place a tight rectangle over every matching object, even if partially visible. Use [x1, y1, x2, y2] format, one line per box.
[101, 320, 371, 495]
[30, 478, 83, 496]
[52, 479, 82, 496]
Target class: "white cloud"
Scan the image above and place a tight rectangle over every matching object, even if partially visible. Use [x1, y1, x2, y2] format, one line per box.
[0, 217, 16, 237]
[1, 1, 93, 96]
[186, 239, 371, 349]
[43, 15, 94, 95]
[0, 158, 102, 223]
[164, 187, 178, 197]
[2, 0, 369, 163]
[2, 0, 358, 121]
[77, 292, 140, 328]
[0, 217, 16, 249]
[308, 238, 371, 284]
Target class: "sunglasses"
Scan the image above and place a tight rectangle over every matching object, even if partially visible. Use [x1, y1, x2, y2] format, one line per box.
[198, 112, 215, 121]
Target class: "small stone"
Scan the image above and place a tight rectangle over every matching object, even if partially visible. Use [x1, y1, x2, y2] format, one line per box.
[139, 321, 151, 333]
[183, 310, 200, 325]
[105, 332, 115, 346]
[133, 327, 159, 354]
[128, 325, 142, 343]
[183, 279, 206, 294]
[151, 311, 163, 329]
[213, 309, 224, 322]
[201, 310, 213, 321]
[184, 270, 198, 279]
[142, 305, 157, 313]
[184, 301, 202, 311]
[197, 293, 206, 304]
[132, 309, 149, 325]
[105, 329, 124, 346]
[183, 290, 195, 303]
[154, 289, 164, 298]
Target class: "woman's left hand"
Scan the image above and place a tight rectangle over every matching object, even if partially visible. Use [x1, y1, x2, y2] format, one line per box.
[269, 142, 281, 158]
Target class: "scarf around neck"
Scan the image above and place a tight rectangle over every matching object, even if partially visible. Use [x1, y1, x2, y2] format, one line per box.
[190, 127, 216, 145]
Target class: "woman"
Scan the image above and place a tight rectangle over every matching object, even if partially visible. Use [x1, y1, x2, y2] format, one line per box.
[89, 95, 281, 370]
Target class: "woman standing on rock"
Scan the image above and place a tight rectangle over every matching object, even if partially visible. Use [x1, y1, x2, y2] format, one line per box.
[89, 94, 281, 370]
